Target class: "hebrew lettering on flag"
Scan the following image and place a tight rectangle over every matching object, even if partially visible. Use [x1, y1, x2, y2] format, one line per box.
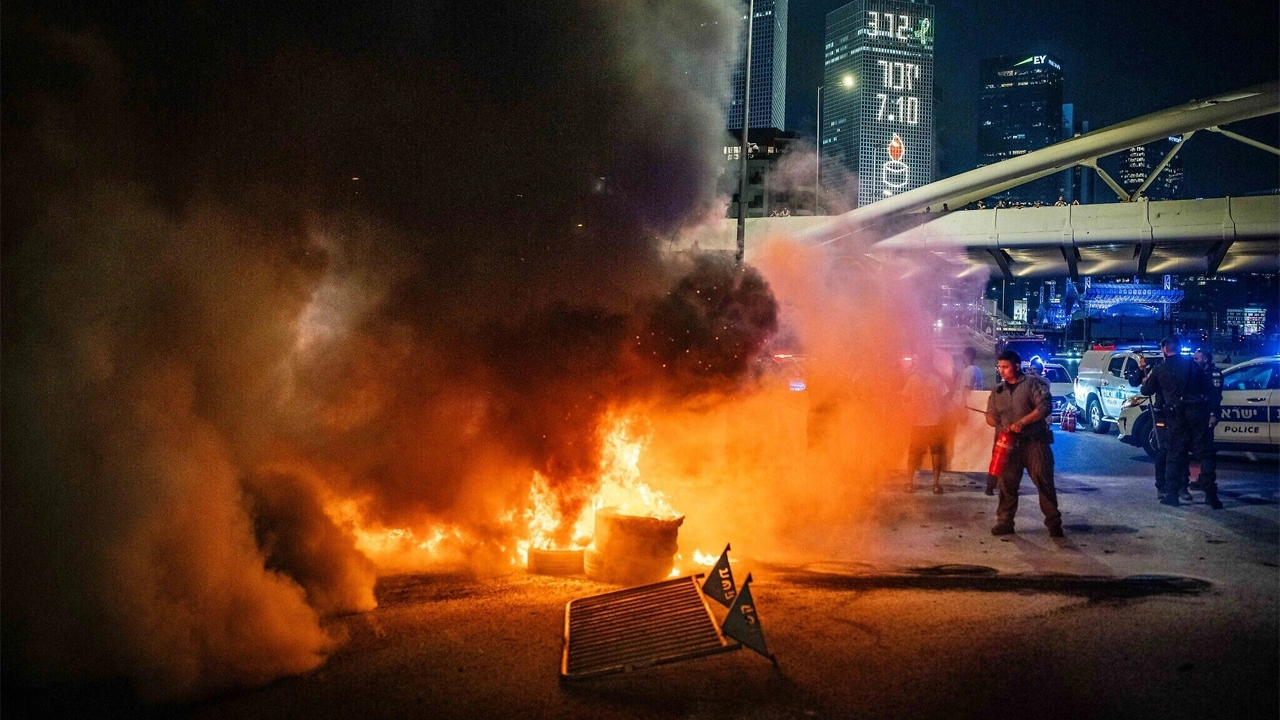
[720, 573, 772, 661]
[700, 543, 737, 608]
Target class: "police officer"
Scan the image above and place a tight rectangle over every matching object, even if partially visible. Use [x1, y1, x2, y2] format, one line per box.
[1139, 338, 1222, 508]
[1187, 348, 1223, 496]
[1193, 347, 1224, 389]
[1145, 387, 1173, 500]
[1148, 347, 1224, 502]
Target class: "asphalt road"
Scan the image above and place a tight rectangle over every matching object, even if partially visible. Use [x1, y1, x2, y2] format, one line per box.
[10, 432, 1278, 720]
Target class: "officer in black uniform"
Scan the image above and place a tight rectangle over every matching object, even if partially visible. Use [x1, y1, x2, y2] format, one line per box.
[1187, 348, 1223, 496]
[1147, 388, 1172, 499]
[1139, 337, 1221, 508]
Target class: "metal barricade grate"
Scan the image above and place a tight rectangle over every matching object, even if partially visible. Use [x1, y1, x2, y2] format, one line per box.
[561, 575, 738, 680]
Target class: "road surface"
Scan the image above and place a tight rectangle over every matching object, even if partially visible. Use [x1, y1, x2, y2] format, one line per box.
[11, 432, 1278, 720]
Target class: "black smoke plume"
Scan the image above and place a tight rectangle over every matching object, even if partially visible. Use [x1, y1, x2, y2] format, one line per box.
[1, 0, 777, 700]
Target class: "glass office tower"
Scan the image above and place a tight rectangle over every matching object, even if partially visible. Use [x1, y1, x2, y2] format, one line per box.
[727, 0, 788, 130]
[976, 54, 1064, 204]
[822, 0, 934, 208]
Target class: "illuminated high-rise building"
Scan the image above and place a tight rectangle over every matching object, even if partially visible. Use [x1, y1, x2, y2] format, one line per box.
[1118, 145, 1151, 196]
[1120, 138, 1186, 200]
[1157, 152, 1185, 199]
[821, 0, 935, 208]
[726, 0, 788, 130]
[976, 54, 1064, 205]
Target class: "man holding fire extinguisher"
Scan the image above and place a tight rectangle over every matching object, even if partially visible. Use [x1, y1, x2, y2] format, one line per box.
[985, 350, 1064, 537]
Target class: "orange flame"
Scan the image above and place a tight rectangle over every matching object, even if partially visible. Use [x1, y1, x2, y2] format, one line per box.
[327, 414, 683, 572]
[520, 415, 680, 563]
[516, 471, 578, 564]
[692, 549, 718, 567]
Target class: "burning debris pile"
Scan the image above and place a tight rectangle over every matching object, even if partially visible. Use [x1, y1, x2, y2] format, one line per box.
[584, 509, 684, 586]
[526, 547, 586, 576]
[521, 417, 686, 586]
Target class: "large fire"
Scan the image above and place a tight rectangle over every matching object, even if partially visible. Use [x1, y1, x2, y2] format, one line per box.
[330, 415, 700, 573]
[327, 499, 476, 570]
[519, 415, 681, 565]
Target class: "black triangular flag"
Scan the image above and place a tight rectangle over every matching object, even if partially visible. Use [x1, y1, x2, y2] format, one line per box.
[700, 544, 737, 607]
[721, 573, 772, 660]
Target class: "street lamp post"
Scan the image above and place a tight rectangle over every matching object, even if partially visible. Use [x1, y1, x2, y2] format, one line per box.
[735, 0, 755, 266]
[815, 75, 853, 217]
[815, 84, 822, 216]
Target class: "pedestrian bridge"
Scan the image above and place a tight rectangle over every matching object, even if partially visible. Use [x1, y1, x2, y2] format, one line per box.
[861, 196, 1278, 279]
[672, 196, 1278, 279]
[673, 83, 1279, 279]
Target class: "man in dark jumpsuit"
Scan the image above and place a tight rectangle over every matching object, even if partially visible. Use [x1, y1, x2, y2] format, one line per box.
[985, 350, 1063, 537]
[1139, 338, 1222, 508]
[1149, 386, 1173, 499]
[1149, 348, 1224, 501]
[1187, 348, 1223, 496]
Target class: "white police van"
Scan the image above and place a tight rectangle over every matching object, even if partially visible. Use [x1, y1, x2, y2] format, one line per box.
[1074, 345, 1164, 433]
[1117, 355, 1280, 456]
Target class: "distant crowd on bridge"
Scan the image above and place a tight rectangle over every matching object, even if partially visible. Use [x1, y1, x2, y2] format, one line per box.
[925, 196, 1084, 213]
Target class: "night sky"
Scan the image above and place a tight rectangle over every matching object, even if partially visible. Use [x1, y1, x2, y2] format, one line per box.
[785, 0, 1280, 198]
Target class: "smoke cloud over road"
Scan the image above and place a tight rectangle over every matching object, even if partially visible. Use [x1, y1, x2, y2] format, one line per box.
[2, 0, 988, 701]
[1, 0, 780, 700]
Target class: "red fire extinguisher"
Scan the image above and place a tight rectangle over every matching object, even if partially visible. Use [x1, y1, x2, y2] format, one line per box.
[988, 431, 1016, 477]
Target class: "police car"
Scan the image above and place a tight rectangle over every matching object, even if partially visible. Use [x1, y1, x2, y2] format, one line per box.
[1116, 355, 1280, 457]
[1074, 345, 1164, 434]
[1025, 358, 1075, 422]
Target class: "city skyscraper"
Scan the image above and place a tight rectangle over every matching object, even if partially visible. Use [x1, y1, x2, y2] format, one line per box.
[976, 53, 1064, 204]
[1158, 152, 1185, 199]
[821, 0, 935, 208]
[1118, 144, 1151, 195]
[1061, 104, 1093, 204]
[1119, 138, 1186, 199]
[726, 0, 788, 131]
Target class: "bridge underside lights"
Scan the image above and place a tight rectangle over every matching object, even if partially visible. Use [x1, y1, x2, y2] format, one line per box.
[867, 196, 1280, 279]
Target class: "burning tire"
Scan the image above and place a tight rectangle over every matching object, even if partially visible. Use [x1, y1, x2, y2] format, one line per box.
[527, 548, 585, 576]
[583, 507, 683, 586]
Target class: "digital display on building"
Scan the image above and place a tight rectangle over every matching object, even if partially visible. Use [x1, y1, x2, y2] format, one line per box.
[823, 0, 934, 208]
[1226, 307, 1267, 336]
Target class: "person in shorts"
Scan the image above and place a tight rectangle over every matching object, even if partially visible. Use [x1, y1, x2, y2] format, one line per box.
[903, 355, 951, 494]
